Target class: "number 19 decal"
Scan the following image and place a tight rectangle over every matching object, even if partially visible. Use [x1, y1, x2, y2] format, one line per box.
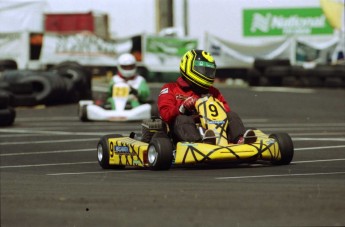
[209, 104, 218, 117]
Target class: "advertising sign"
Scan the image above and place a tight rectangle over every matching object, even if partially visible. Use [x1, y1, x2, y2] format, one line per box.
[40, 32, 132, 66]
[144, 36, 198, 72]
[146, 36, 198, 56]
[243, 8, 333, 36]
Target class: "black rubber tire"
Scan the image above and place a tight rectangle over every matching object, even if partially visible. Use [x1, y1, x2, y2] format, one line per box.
[12, 94, 37, 107]
[0, 70, 35, 83]
[16, 72, 68, 105]
[147, 137, 173, 170]
[264, 66, 290, 86]
[0, 82, 10, 91]
[97, 134, 125, 169]
[0, 59, 18, 72]
[0, 90, 14, 109]
[247, 68, 261, 86]
[0, 107, 16, 126]
[151, 131, 170, 140]
[269, 133, 294, 165]
[8, 81, 34, 95]
[253, 59, 290, 73]
[79, 105, 89, 122]
[17, 75, 52, 104]
[51, 61, 92, 99]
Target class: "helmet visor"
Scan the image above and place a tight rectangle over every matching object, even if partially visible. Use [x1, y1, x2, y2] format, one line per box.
[120, 64, 136, 70]
[194, 60, 216, 78]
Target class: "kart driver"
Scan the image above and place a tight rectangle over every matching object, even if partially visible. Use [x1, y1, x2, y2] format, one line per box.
[157, 49, 250, 144]
[106, 53, 150, 109]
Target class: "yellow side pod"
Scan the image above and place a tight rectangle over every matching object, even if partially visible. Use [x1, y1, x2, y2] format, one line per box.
[175, 130, 281, 165]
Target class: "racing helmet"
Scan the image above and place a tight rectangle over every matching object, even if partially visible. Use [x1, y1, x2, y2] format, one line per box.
[117, 53, 137, 78]
[180, 49, 216, 90]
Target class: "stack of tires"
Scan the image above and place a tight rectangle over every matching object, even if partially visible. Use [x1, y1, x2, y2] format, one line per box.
[247, 59, 345, 88]
[247, 59, 291, 86]
[0, 90, 15, 126]
[0, 60, 92, 107]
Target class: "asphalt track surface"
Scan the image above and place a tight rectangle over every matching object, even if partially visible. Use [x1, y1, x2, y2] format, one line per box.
[1, 85, 345, 227]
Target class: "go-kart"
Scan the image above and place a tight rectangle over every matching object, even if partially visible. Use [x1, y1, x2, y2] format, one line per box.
[97, 95, 294, 170]
[78, 82, 152, 121]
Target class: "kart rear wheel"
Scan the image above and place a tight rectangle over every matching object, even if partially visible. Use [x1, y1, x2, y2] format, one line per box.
[147, 137, 173, 170]
[269, 133, 294, 165]
[79, 105, 89, 122]
[97, 134, 125, 169]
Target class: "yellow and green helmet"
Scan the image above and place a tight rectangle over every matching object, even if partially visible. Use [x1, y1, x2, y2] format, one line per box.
[180, 49, 216, 90]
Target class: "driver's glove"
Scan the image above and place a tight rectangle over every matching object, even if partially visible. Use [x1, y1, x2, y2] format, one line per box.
[179, 96, 197, 114]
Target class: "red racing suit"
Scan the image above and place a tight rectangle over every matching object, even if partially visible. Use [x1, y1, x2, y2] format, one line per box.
[158, 77, 231, 124]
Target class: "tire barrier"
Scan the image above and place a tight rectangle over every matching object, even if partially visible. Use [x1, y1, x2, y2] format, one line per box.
[0, 90, 15, 126]
[0, 61, 92, 106]
[253, 59, 291, 74]
[50, 61, 92, 100]
[248, 60, 345, 87]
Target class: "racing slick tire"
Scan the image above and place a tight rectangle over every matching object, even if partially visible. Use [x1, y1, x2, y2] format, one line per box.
[97, 134, 126, 169]
[147, 137, 173, 170]
[79, 105, 90, 122]
[269, 133, 294, 165]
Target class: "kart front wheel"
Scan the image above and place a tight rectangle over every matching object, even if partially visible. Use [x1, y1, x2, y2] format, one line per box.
[147, 137, 173, 170]
[269, 133, 294, 165]
[97, 134, 125, 169]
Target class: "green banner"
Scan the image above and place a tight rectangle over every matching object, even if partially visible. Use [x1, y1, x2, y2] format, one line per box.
[243, 8, 333, 36]
[146, 36, 198, 56]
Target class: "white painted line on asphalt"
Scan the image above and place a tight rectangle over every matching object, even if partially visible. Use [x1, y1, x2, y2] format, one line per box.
[0, 161, 96, 169]
[251, 87, 315, 93]
[0, 148, 94, 156]
[293, 138, 345, 141]
[242, 119, 269, 123]
[47, 170, 135, 176]
[215, 171, 345, 180]
[263, 127, 345, 132]
[2, 157, 344, 170]
[293, 138, 345, 142]
[2, 144, 341, 157]
[0, 138, 99, 145]
[290, 132, 345, 136]
[292, 158, 345, 163]
[0, 133, 54, 138]
[294, 145, 345, 150]
[0, 129, 105, 137]
[250, 122, 345, 127]
[15, 116, 79, 121]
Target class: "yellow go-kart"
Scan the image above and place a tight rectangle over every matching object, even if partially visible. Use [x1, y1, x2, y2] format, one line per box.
[97, 95, 294, 170]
